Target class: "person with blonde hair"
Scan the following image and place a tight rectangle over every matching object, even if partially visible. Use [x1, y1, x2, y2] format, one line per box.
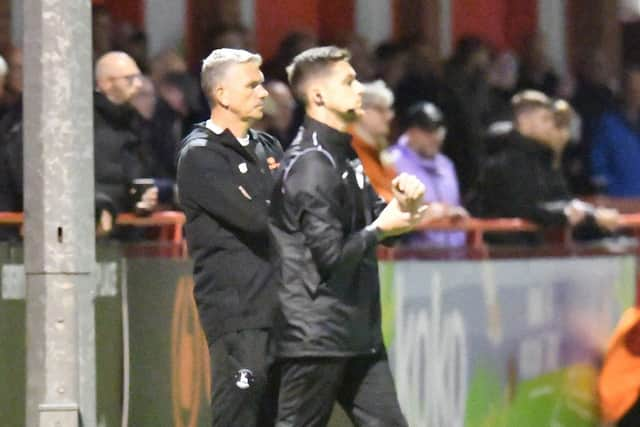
[547, 99, 576, 167]
[471, 91, 617, 244]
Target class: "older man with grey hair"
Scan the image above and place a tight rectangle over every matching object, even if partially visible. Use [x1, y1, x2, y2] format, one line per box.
[351, 79, 398, 201]
[177, 48, 283, 427]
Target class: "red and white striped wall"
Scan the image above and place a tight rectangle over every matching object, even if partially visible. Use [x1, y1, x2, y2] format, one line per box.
[6, 0, 588, 73]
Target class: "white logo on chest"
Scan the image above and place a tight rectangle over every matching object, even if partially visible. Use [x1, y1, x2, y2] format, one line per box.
[238, 163, 248, 174]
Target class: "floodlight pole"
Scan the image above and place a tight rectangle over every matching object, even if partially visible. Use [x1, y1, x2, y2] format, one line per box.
[23, 1, 95, 426]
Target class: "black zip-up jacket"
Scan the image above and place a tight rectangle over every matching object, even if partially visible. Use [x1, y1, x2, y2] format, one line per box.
[469, 130, 572, 244]
[0, 100, 22, 241]
[177, 123, 283, 344]
[268, 117, 384, 357]
[94, 92, 158, 212]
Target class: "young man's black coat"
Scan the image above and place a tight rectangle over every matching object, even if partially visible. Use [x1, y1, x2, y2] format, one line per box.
[268, 117, 384, 357]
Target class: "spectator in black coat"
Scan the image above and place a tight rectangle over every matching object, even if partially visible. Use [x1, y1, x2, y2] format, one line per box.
[0, 98, 23, 240]
[93, 51, 159, 214]
[0, 96, 123, 241]
[470, 90, 618, 245]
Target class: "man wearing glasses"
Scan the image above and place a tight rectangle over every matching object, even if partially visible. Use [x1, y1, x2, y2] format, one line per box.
[93, 51, 158, 218]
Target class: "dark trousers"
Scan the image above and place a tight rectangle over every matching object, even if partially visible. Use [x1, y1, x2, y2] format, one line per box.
[209, 329, 278, 427]
[275, 355, 408, 427]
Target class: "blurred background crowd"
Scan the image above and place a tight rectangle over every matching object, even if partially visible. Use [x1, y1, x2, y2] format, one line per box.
[0, 1, 639, 246]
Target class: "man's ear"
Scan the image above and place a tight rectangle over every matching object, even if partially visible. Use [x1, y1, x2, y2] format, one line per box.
[307, 82, 324, 107]
[95, 78, 109, 94]
[214, 84, 228, 109]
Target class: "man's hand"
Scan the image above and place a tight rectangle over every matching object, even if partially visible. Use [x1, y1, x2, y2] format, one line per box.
[564, 200, 588, 226]
[418, 203, 469, 225]
[371, 198, 428, 238]
[136, 186, 159, 215]
[421, 202, 446, 223]
[392, 173, 425, 213]
[96, 209, 114, 237]
[594, 207, 620, 231]
[446, 205, 470, 221]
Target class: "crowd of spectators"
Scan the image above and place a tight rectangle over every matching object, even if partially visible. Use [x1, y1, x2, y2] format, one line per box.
[0, 7, 636, 246]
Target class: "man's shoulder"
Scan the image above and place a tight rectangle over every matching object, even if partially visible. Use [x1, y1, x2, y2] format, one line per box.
[484, 140, 529, 175]
[180, 124, 225, 153]
[388, 146, 422, 176]
[280, 144, 339, 191]
[598, 110, 633, 133]
[249, 129, 283, 152]
[600, 109, 624, 122]
[284, 142, 337, 170]
[182, 123, 209, 144]
[436, 153, 457, 170]
[177, 125, 225, 169]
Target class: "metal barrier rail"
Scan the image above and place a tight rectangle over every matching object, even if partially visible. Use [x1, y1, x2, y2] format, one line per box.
[415, 217, 538, 250]
[2, 210, 640, 251]
[0, 210, 186, 243]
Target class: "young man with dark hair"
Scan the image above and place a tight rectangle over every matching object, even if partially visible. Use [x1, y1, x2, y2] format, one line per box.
[177, 48, 283, 427]
[269, 46, 428, 427]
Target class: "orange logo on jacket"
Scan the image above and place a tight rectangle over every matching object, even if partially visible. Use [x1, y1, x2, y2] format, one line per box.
[267, 157, 280, 170]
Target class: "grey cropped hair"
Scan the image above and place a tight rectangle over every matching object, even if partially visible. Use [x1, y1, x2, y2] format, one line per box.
[201, 48, 262, 105]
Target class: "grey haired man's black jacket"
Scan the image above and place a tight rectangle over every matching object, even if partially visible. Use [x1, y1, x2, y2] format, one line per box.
[177, 123, 283, 344]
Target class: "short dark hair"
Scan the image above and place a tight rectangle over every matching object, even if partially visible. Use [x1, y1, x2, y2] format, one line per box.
[286, 46, 351, 103]
[511, 90, 552, 118]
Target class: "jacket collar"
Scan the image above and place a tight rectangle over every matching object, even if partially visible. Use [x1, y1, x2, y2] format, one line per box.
[302, 116, 355, 162]
[192, 122, 258, 163]
[506, 130, 554, 163]
[94, 91, 138, 128]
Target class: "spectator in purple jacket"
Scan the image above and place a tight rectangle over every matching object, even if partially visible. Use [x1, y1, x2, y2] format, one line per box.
[389, 101, 468, 247]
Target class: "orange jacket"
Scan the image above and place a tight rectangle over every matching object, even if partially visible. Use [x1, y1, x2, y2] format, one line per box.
[350, 130, 397, 202]
[598, 306, 640, 422]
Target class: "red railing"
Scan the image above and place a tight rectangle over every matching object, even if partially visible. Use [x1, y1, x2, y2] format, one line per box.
[115, 211, 185, 244]
[415, 217, 538, 250]
[0, 211, 185, 239]
[0, 210, 187, 257]
[0, 211, 187, 256]
[1, 202, 640, 255]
